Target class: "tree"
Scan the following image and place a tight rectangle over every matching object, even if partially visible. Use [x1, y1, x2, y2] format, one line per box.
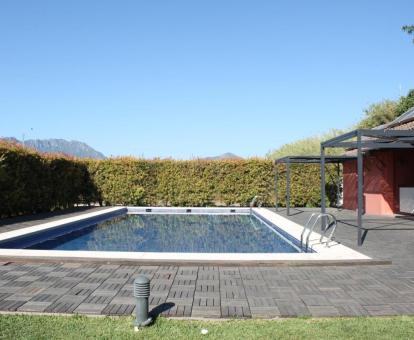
[402, 25, 414, 43]
[358, 90, 414, 128]
[357, 100, 398, 128]
[395, 89, 414, 116]
[266, 129, 345, 159]
[267, 90, 414, 160]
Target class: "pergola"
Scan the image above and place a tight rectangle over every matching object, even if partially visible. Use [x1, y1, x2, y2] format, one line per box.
[321, 129, 414, 246]
[274, 155, 356, 216]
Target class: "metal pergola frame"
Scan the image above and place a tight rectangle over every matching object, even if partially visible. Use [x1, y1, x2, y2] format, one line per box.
[321, 129, 414, 246]
[274, 155, 356, 216]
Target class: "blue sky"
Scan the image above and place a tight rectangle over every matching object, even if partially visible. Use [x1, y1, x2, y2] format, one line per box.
[1, 1, 413, 158]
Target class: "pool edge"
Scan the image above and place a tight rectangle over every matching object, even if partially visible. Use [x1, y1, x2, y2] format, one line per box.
[0, 206, 388, 266]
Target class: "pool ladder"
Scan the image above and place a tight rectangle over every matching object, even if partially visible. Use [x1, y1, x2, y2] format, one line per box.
[250, 195, 263, 214]
[300, 213, 338, 251]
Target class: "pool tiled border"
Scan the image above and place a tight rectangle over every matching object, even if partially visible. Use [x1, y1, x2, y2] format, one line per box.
[0, 207, 380, 265]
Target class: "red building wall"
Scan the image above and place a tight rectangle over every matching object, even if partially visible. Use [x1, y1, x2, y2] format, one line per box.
[343, 149, 414, 215]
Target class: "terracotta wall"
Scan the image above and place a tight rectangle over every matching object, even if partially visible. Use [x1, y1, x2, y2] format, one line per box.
[343, 160, 358, 211]
[393, 150, 414, 212]
[343, 149, 414, 215]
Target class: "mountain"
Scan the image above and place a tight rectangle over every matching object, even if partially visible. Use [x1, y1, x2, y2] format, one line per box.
[203, 152, 242, 160]
[1, 137, 106, 159]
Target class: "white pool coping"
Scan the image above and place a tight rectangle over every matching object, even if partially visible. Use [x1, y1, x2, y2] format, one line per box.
[0, 206, 375, 264]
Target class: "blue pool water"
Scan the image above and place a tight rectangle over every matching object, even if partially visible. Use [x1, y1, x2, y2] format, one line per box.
[22, 213, 300, 253]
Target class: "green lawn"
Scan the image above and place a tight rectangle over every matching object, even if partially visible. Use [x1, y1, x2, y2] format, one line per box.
[1, 314, 414, 340]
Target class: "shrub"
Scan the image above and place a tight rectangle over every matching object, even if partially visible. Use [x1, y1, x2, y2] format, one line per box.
[0, 142, 339, 217]
[0, 141, 97, 218]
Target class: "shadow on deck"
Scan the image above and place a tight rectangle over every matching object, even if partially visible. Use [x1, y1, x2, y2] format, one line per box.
[268, 207, 414, 263]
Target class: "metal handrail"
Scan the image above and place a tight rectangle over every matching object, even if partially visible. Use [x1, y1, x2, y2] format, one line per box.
[249, 195, 262, 214]
[301, 213, 338, 251]
[319, 215, 338, 247]
[300, 213, 318, 248]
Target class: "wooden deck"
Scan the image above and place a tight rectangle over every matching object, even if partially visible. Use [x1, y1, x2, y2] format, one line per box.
[0, 207, 414, 318]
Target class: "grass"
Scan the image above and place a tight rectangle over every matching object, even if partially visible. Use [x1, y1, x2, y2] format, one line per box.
[1, 315, 414, 340]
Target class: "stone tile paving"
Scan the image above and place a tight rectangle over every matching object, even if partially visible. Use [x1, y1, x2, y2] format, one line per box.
[0, 261, 414, 318]
[1, 207, 414, 318]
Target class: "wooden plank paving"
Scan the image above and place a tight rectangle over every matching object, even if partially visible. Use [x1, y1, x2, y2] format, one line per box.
[0, 207, 414, 317]
[0, 261, 414, 317]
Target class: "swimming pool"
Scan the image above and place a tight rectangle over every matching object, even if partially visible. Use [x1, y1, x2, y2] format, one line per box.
[0, 209, 301, 253]
[0, 207, 372, 264]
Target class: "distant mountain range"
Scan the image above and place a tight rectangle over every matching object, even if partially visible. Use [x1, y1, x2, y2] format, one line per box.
[1, 138, 242, 160]
[2, 137, 106, 160]
[202, 152, 242, 160]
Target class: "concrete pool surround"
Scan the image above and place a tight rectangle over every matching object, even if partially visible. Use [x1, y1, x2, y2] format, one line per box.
[0, 207, 375, 265]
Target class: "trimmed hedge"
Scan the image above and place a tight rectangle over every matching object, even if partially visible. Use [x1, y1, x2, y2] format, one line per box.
[0, 142, 97, 218]
[0, 142, 338, 217]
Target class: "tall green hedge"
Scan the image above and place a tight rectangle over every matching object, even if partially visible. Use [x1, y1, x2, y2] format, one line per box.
[0, 142, 338, 217]
[0, 142, 97, 218]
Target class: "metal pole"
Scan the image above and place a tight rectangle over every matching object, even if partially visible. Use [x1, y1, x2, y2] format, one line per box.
[286, 160, 290, 216]
[275, 163, 278, 211]
[357, 130, 364, 246]
[336, 162, 341, 208]
[321, 146, 326, 230]
[133, 275, 152, 328]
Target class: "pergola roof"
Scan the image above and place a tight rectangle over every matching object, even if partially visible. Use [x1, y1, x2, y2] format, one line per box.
[386, 106, 414, 129]
[320, 128, 414, 247]
[321, 129, 414, 150]
[275, 155, 356, 164]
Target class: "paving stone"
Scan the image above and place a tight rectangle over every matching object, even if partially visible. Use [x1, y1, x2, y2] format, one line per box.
[15, 275, 41, 282]
[74, 303, 107, 314]
[269, 288, 302, 301]
[194, 291, 220, 299]
[8, 281, 33, 289]
[110, 296, 134, 305]
[73, 282, 102, 290]
[91, 289, 118, 297]
[221, 299, 249, 307]
[333, 303, 369, 316]
[390, 303, 414, 314]
[363, 305, 399, 316]
[18, 301, 52, 312]
[192, 307, 221, 318]
[0, 299, 26, 311]
[0, 293, 11, 301]
[31, 294, 60, 303]
[4, 294, 33, 301]
[308, 305, 341, 317]
[221, 289, 246, 299]
[51, 281, 78, 289]
[45, 301, 83, 313]
[162, 304, 192, 317]
[68, 287, 94, 296]
[39, 287, 71, 295]
[300, 294, 331, 306]
[16, 286, 44, 296]
[56, 294, 87, 304]
[166, 297, 193, 305]
[250, 307, 280, 318]
[46, 271, 68, 278]
[101, 303, 135, 315]
[26, 281, 54, 289]
[83, 294, 114, 304]
[168, 287, 194, 299]
[247, 297, 277, 308]
[276, 301, 311, 317]
[194, 297, 220, 307]
[149, 295, 167, 306]
[221, 306, 251, 318]
[196, 283, 219, 293]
